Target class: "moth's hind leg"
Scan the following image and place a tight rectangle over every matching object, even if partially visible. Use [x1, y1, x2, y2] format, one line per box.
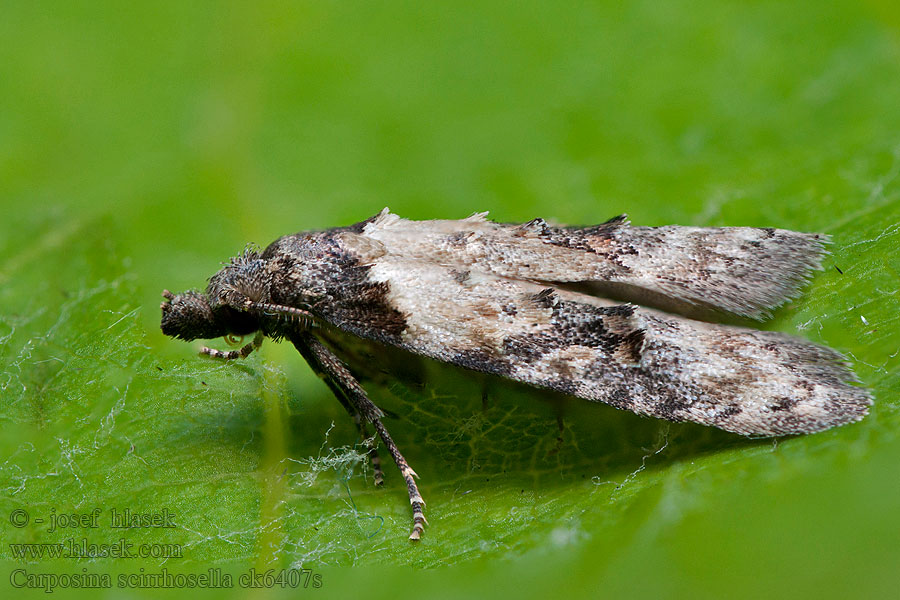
[369, 417, 427, 539]
[200, 331, 263, 360]
[332, 390, 385, 487]
[357, 419, 385, 487]
[291, 332, 426, 540]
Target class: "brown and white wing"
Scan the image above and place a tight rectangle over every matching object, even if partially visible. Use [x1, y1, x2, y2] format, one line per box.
[317, 249, 870, 437]
[355, 208, 829, 320]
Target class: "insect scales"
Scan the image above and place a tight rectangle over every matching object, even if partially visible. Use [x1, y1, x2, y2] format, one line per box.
[160, 208, 871, 540]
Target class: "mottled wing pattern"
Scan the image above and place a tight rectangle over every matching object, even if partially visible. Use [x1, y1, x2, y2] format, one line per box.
[305, 210, 870, 437]
[357, 208, 829, 319]
[327, 253, 869, 436]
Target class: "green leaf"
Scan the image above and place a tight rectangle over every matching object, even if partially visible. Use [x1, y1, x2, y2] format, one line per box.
[2, 1, 899, 598]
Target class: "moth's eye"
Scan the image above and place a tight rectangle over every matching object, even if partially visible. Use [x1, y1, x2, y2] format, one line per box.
[224, 334, 244, 347]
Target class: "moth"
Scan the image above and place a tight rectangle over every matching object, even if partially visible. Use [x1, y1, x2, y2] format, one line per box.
[160, 208, 871, 540]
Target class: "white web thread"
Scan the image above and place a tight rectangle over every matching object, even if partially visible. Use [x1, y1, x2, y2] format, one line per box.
[591, 425, 671, 493]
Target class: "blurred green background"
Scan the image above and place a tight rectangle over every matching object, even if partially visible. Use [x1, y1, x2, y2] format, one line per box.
[2, 1, 899, 598]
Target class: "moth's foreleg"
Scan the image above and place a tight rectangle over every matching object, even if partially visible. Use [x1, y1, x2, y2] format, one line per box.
[291, 332, 424, 539]
[200, 331, 263, 360]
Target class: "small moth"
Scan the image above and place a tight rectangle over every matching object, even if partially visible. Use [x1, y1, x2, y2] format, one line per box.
[160, 209, 871, 540]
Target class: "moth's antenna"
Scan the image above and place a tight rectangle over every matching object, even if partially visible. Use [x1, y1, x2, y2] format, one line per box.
[246, 300, 317, 328]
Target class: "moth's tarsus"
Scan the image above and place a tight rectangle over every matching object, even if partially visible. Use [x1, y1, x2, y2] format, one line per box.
[160, 208, 872, 540]
[370, 451, 385, 487]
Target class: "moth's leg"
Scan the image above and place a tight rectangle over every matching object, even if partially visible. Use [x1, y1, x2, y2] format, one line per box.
[291, 331, 426, 540]
[200, 331, 263, 360]
[327, 381, 385, 487]
[549, 412, 566, 457]
[353, 414, 385, 487]
[481, 380, 491, 411]
[368, 418, 426, 540]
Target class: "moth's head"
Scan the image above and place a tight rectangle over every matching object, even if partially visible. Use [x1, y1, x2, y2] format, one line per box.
[160, 289, 259, 341]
